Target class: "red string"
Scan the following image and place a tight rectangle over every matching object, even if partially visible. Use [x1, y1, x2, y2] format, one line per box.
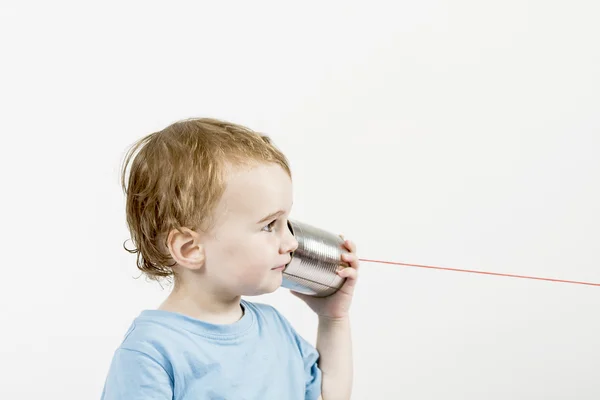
[358, 258, 600, 287]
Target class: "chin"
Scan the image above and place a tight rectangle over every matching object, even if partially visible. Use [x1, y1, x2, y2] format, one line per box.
[262, 275, 284, 295]
[242, 278, 282, 297]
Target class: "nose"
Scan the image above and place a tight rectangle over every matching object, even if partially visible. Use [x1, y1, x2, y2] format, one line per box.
[281, 221, 298, 254]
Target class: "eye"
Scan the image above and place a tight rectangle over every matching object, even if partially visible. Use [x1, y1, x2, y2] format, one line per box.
[262, 220, 277, 232]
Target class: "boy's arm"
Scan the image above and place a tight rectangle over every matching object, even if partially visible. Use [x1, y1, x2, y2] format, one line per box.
[316, 315, 353, 400]
[292, 236, 359, 400]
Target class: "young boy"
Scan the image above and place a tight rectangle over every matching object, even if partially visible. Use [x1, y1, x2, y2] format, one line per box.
[101, 118, 359, 400]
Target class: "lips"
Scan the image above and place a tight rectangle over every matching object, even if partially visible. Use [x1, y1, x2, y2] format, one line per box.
[272, 260, 290, 271]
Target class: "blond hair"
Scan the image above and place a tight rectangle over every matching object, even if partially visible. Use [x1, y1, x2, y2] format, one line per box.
[120, 118, 291, 281]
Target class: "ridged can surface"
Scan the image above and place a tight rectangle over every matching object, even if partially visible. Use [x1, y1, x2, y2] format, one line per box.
[281, 219, 350, 297]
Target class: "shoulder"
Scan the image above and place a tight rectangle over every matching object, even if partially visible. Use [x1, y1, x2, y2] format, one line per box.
[109, 310, 199, 377]
[119, 316, 172, 353]
[242, 299, 281, 317]
[242, 299, 293, 328]
[241, 299, 311, 350]
[241, 301, 322, 398]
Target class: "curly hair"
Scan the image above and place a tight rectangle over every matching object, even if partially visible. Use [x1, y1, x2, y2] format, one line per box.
[120, 118, 291, 281]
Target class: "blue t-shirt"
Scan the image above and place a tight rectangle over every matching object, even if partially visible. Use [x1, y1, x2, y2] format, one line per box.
[100, 300, 322, 400]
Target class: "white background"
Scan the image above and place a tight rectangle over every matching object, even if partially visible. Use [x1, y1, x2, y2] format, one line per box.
[1, 1, 599, 399]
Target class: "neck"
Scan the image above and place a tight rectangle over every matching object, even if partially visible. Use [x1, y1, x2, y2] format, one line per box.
[158, 278, 243, 325]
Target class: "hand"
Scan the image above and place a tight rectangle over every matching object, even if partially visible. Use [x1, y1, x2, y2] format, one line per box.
[291, 235, 359, 320]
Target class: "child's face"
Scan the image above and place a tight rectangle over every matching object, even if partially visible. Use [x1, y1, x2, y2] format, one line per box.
[200, 162, 298, 297]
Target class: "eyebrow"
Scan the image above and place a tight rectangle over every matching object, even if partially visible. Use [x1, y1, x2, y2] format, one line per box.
[257, 210, 285, 224]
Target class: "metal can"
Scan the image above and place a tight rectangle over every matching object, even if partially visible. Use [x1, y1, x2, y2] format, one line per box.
[281, 219, 350, 297]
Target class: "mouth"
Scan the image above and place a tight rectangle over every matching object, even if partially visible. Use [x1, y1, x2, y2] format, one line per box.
[272, 257, 291, 271]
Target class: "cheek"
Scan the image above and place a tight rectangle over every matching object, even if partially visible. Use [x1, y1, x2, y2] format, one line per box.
[210, 233, 276, 270]
[237, 237, 275, 271]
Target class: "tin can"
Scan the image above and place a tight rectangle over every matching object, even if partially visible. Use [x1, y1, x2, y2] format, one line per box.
[281, 219, 350, 297]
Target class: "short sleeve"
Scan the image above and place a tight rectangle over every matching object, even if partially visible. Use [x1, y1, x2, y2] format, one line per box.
[101, 348, 174, 400]
[295, 332, 323, 400]
[251, 301, 323, 400]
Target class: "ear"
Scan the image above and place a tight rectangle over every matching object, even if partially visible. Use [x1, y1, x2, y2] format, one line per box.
[166, 227, 206, 271]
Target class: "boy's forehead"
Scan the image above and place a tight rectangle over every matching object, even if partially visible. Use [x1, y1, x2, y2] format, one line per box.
[218, 163, 292, 217]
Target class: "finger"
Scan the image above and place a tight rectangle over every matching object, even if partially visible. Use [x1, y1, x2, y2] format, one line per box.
[338, 267, 358, 280]
[337, 267, 359, 293]
[341, 252, 360, 269]
[341, 237, 357, 253]
[349, 240, 357, 253]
